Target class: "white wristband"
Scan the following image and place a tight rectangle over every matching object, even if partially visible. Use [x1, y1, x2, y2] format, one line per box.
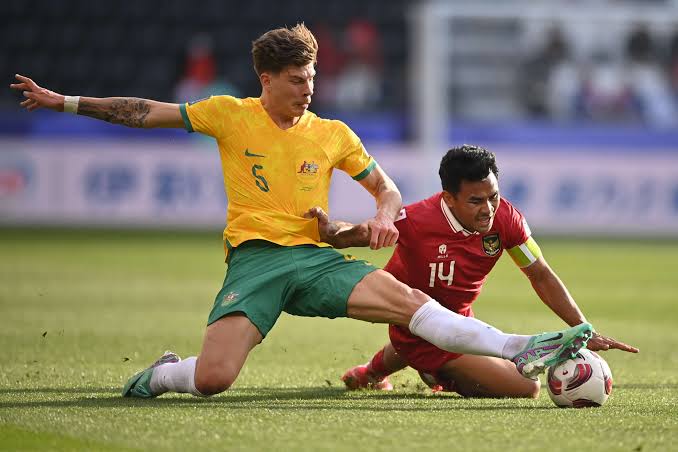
[63, 96, 80, 114]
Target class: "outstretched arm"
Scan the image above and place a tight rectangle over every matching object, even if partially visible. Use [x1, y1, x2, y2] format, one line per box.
[304, 207, 370, 249]
[10, 74, 184, 129]
[522, 257, 639, 353]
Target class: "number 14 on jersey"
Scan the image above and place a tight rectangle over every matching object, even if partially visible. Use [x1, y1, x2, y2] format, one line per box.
[429, 261, 455, 287]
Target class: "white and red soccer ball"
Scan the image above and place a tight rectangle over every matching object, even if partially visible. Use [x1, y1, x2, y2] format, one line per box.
[547, 349, 613, 408]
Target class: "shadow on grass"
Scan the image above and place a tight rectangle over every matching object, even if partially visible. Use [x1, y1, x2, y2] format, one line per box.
[612, 383, 678, 390]
[0, 386, 558, 411]
[0, 387, 118, 394]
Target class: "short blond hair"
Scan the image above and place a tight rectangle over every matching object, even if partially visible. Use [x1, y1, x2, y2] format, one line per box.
[251, 23, 318, 75]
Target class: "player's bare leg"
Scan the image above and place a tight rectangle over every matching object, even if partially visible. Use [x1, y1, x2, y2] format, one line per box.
[347, 270, 425, 324]
[123, 313, 261, 398]
[347, 270, 592, 377]
[341, 343, 407, 390]
[431, 355, 540, 398]
[193, 314, 263, 395]
[347, 270, 529, 356]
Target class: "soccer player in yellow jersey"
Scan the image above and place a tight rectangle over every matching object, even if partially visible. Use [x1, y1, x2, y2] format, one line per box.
[13, 24, 595, 399]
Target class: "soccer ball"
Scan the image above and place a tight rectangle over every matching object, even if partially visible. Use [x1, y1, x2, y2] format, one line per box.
[546, 349, 613, 408]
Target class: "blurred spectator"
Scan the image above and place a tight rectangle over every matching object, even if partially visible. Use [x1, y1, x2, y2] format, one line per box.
[174, 34, 240, 104]
[624, 25, 676, 127]
[313, 23, 345, 110]
[521, 27, 581, 119]
[579, 51, 635, 122]
[334, 19, 384, 112]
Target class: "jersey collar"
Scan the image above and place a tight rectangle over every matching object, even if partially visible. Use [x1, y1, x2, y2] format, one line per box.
[440, 196, 477, 237]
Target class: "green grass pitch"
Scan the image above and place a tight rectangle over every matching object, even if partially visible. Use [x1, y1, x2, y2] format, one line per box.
[1, 229, 677, 451]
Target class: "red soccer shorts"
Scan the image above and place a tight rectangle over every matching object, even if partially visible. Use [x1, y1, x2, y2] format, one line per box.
[388, 307, 474, 374]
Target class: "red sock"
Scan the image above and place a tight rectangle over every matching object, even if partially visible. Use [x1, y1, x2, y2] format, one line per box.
[367, 347, 390, 379]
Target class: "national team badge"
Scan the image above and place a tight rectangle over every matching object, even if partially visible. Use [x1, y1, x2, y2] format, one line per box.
[482, 233, 501, 256]
[438, 244, 447, 255]
[296, 158, 321, 190]
[297, 160, 319, 175]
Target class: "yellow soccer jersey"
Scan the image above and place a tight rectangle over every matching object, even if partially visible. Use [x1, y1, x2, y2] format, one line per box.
[180, 95, 376, 257]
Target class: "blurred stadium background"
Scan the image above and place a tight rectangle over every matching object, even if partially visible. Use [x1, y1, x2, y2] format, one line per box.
[2, 0, 677, 235]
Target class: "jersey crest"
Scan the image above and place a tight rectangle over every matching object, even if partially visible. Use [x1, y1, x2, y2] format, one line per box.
[296, 159, 321, 191]
[482, 233, 501, 256]
[296, 160, 319, 175]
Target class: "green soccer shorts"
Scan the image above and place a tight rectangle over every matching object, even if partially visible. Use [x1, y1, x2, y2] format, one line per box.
[207, 240, 378, 337]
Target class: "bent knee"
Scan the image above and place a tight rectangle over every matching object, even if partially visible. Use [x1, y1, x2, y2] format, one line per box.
[456, 377, 541, 399]
[507, 378, 540, 399]
[523, 378, 541, 399]
[402, 288, 431, 313]
[392, 288, 431, 326]
[194, 366, 238, 396]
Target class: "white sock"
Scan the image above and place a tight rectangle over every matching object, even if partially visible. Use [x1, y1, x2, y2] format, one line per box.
[502, 335, 532, 359]
[408, 299, 531, 359]
[149, 356, 205, 397]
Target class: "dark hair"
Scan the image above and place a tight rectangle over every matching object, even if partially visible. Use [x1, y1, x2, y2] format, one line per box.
[251, 23, 318, 76]
[439, 145, 499, 194]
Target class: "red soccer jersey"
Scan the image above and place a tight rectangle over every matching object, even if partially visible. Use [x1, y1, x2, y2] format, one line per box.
[384, 192, 532, 316]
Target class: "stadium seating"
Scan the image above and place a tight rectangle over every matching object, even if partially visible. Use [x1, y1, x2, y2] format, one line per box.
[1, 0, 410, 111]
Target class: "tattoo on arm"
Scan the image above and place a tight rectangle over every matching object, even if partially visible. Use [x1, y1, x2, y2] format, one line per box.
[78, 98, 151, 128]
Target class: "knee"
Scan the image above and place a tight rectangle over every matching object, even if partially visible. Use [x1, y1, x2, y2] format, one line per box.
[455, 377, 541, 399]
[499, 376, 541, 399]
[394, 288, 431, 326]
[194, 364, 238, 396]
[403, 288, 430, 312]
[510, 378, 541, 399]
[523, 378, 541, 399]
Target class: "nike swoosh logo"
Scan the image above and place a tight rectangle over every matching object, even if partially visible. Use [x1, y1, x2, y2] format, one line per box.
[244, 148, 265, 158]
[537, 333, 563, 343]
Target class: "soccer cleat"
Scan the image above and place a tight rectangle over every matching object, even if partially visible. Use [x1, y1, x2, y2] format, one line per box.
[512, 323, 594, 379]
[341, 364, 393, 391]
[122, 351, 181, 398]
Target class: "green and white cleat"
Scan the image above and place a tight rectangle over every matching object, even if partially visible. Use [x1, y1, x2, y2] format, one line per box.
[512, 323, 594, 379]
[122, 351, 181, 398]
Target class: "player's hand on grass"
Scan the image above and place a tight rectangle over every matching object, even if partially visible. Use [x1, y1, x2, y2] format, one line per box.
[10, 74, 65, 112]
[587, 332, 639, 353]
[366, 212, 398, 250]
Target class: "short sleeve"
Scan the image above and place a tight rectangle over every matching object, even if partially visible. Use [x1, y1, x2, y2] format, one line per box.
[333, 121, 376, 180]
[393, 207, 412, 247]
[501, 200, 531, 249]
[384, 207, 413, 280]
[180, 95, 232, 138]
[501, 200, 543, 268]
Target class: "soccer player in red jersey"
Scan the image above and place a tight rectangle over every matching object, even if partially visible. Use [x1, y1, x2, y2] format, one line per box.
[310, 145, 638, 397]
